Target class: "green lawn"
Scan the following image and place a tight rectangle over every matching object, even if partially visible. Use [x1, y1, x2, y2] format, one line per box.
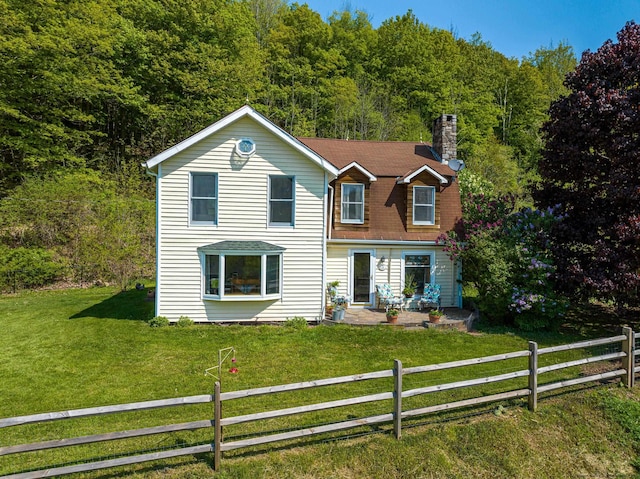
[1, 287, 639, 478]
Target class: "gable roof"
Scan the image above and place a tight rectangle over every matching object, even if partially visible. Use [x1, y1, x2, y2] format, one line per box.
[397, 165, 448, 185]
[338, 162, 377, 182]
[299, 137, 462, 243]
[298, 138, 456, 180]
[144, 105, 339, 176]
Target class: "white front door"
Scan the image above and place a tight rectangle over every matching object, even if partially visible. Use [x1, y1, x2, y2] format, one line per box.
[350, 250, 375, 306]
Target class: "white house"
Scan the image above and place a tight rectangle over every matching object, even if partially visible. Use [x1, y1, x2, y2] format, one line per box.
[145, 106, 463, 322]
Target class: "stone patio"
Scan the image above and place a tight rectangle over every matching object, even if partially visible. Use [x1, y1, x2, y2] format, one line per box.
[323, 307, 477, 331]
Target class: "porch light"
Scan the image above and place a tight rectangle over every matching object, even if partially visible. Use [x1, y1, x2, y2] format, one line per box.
[377, 256, 387, 271]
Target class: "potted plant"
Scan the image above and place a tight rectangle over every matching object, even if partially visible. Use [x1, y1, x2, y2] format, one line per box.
[386, 308, 399, 324]
[327, 280, 340, 304]
[326, 304, 334, 318]
[402, 275, 416, 298]
[428, 309, 444, 323]
[332, 305, 346, 321]
[327, 280, 340, 296]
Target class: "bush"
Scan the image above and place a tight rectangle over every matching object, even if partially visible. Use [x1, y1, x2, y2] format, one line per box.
[148, 316, 170, 327]
[0, 169, 155, 291]
[0, 245, 63, 292]
[284, 316, 308, 329]
[439, 194, 568, 331]
[176, 315, 194, 327]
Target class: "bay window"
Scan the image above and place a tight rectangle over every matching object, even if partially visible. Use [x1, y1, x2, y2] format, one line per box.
[199, 241, 284, 300]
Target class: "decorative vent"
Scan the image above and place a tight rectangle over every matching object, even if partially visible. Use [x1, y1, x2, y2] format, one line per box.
[235, 138, 256, 158]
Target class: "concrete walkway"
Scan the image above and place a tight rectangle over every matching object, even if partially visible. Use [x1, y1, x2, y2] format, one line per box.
[323, 307, 477, 331]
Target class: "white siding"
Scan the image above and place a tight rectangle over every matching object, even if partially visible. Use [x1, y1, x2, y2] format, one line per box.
[327, 243, 459, 308]
[157, 117, 326, 322]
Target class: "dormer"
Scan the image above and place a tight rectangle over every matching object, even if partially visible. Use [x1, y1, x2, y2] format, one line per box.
[397, 166, 449, 232]
[334, 162, 377, 230]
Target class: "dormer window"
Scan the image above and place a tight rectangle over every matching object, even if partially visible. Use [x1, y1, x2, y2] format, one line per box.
[413, 186, 435, 225]
[341, 183, 364, 224]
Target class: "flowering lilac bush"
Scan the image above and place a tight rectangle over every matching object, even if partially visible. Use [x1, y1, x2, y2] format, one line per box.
[438, 194, 567, 330]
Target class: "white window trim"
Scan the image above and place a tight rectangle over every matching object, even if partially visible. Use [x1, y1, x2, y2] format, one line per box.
[348, 249, 376, 306]
[413, 185, 435, 225]
[401, 250, 436, 297]
[341, 183, 365, 224]
[268, 175, 296, 227]
[201, 252, 283, 301]
[189, 172, 218, 226]
[235, 137, 256, 158]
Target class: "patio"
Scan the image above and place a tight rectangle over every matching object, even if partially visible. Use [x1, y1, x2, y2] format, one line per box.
[323, 307, 477, 331]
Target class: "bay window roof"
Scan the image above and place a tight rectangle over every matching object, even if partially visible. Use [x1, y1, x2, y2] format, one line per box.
[198, 241, 286, 254]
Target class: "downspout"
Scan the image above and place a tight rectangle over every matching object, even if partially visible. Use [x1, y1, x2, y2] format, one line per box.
[321, 174, 330, 322]
[457, 259, 463, 308]
[328, 184, 334, 240]
[143, 162, 160, 318]
[144, 163, 158, 178]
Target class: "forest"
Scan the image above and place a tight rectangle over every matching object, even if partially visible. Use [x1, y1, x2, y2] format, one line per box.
[0, 1, 579, 310]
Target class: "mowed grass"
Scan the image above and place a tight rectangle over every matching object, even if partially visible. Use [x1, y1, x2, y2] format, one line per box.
[1, 287, 639, 478]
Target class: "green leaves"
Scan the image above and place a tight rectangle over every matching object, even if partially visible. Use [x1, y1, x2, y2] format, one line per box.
[0, 169, 154, 290]
[536, 21, 640, 309]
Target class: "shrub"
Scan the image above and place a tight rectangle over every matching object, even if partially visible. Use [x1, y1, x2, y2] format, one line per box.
[0, 245, 63, 292]
[284, 316, 308, 329]
[438, 194, 568, 331]
[176, 315, 194, 327]
[148, 316, 170, 328]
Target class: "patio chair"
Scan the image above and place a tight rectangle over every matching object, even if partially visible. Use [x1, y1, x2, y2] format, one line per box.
[419, 284, 441, 311]
[375, 283, 404, 312]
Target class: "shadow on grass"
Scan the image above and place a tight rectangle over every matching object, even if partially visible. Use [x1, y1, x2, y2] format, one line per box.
[471, 301, 640, 345]
[69, 287, 155, 321]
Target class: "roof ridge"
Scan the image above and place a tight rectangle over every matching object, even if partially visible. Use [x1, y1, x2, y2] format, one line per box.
[299, 137, 433, 146]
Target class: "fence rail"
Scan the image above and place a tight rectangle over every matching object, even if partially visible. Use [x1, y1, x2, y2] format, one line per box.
[0, 327, 636, 478]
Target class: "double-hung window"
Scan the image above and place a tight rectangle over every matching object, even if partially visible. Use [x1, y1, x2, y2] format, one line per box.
[403, 252, 434, 296]
[413, 186, 435, 225]
[341, 183, 364, 224]
[269, 175, 295, 226]
[191, 172, 217, 224]
[199, 241, 284, 301]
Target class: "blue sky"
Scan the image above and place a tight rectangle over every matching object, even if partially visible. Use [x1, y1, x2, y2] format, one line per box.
[299, 0, 639, 59]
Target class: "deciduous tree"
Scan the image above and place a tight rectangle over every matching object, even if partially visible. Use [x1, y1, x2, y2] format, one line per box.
[535, 21, 640, 309]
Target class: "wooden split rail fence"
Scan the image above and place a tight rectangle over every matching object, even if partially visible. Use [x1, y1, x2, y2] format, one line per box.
[0, 327, 637, 478]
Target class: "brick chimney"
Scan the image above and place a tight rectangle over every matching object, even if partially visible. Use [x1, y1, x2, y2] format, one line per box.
[432, 114, 457, 163]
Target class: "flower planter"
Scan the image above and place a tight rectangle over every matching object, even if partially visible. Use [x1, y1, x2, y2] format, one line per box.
[429, 314, 442, 323]
[386, 314, 399, 324]
[332, 308, 345, 321]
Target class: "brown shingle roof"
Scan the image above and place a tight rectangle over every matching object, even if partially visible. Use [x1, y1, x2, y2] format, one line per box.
[298, 138, 455, 178]
[298, 138, 463, 243]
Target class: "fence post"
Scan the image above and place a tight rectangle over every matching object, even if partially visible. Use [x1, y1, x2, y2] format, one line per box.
[214, 381, 222, 471]
[393, 359, 403, 440]
[622, 326, 635, 389]
[528, 341, 538, 412]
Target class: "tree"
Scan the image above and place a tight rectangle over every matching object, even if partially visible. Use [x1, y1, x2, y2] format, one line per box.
[0, 169, 155, 289]
[438, 193, 566, 330]
[535, 21, 640, 309]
